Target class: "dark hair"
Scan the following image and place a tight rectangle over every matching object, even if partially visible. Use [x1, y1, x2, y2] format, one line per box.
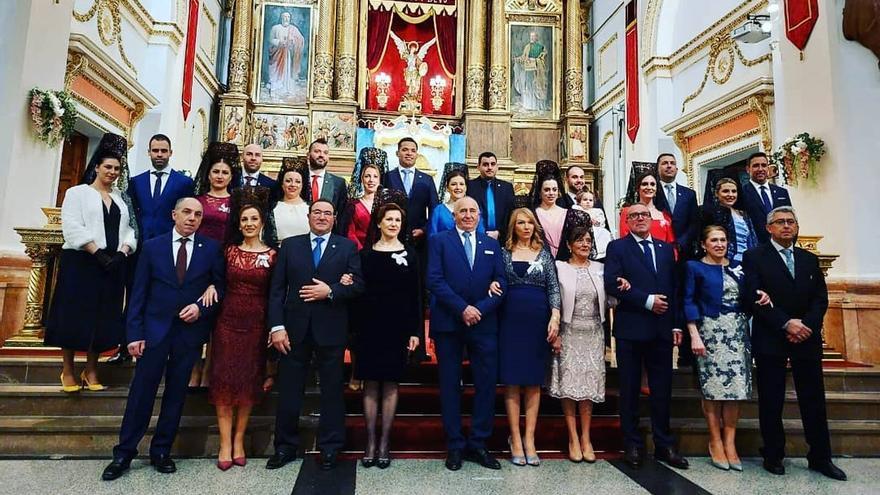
[631, 170, 670, 212]
[656, 153, 676, 165]
[477, 151, 497, 165]
[397, 137, 418, 150]
[278, 168, 308, 201]
[444, 169, 468, 188]
[149, 134, 172, 148]
[377, 203, 406, 224]
[309, 138, 328, 151]
[310, 199, 335, 214]
[227, 203, 267, 246]
[700, 224, 729, 243]
[565, 165, 584, 177]
[575, 190, 594, 204]
[93, 150, 123, 166]
[566, 225, 594, 246]
[747, 152, 768, 166]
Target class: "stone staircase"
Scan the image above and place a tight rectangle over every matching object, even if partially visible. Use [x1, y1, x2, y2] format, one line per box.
[0, 356, 878, 458]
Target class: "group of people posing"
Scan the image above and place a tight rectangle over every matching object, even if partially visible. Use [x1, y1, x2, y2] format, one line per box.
[42, 131, 845, 482]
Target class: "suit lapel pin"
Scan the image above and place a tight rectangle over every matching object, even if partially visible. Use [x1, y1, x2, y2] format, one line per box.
[197, 243, 202, 248]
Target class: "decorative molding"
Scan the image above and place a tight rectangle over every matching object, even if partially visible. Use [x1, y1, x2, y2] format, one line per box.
[200, 2, 218, 64]
[508, 13, 562, 26]
[641, 0, 662, 64]
[597, 130, 614, 166]
[465, 65, 486, 110]
[71, 91, 128, 133]
[681, 35, 772, 113]
[72, 0, 138, 74]
[598, 33, 618, 86]
[195, 54, 221, 94]
[197, 108, 209, 152]
[590, 80, 624, 117]
[564, 68, 584, 113]
[64, 52, 89, 89]
[488, 65, 508, 110]
[127, 102, 145, 149]
[335, 55, 357, 101]
[505, 0, 562, 15]
[748, 93, 773, 153]
[312, 53, 335, 100]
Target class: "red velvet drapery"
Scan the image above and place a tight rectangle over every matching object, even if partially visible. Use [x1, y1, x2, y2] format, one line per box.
[367, 9, 394, 70]
[433, 13, 457, 75]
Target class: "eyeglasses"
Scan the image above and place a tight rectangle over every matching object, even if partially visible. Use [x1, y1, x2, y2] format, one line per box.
[769, 218, 797, 226]
[627, 212, 651, 219]
[310, 210, 335, 217]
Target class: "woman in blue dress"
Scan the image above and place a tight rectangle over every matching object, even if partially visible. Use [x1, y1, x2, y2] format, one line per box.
[685, 225, 771, 471]
[427, 163, 485, 236]
[701, 178, 757, 264]
[498, 207, 560, 466]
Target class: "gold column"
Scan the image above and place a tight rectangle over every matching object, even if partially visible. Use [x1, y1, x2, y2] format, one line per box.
[335, 0, 358, 102]
[465, 1, 487, 111]
[313, 0, 337, 100]
[227, 0, 252, 95]
[487, 0, 508, 111]
[564, 0, 584, 114]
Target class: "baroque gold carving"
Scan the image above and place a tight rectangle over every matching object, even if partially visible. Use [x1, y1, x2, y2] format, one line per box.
[228, 47, 250, 94]
[335, 56, 357, 101]
[681, 35, 772, 112]
[565, 68, 583, 112]
[226, 0, 251, 94]
[488, 65, 508, 110]
[465, 65, 486, 110]
[127, 102, 145, 149]
[508, 14, 561, 25]
[748, 93, 773, 153]
[73, 0, 101, 22]
[64, 52, 89, 89]
[312, 53, 335, 100]
[73, 0, 137, 74]
[505, 0, 562, 15]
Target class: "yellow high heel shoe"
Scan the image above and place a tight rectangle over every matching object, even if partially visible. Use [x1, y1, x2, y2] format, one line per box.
[60, 373, 80, 393]
[80, 371, 107, 391]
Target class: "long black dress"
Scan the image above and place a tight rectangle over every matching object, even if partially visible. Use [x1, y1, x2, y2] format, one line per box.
[44, 200, 126, 352]
[352, 247, 421, 382]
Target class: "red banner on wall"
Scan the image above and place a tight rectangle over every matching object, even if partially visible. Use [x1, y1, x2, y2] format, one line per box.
[784, 0, 819, 51]
[625, 1, 639, 143]
[181, 0, 200, 120]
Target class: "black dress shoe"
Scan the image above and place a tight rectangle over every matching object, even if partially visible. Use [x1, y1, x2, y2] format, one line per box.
[101, 458, 131, 481]
[623, 446, 643, 468]
[376, 455, 392, 469]
[106, 347, 131, 365]
[266, 451, 297, 470]
[150, 455, 177, 474]
[763, 458, 785, 475]
[464, 448, 501, 470]
[654, 447, 689, 469]
[808, 460, 847, 481]
[445, 449, 463, 471]
[319, 451, 338, 471]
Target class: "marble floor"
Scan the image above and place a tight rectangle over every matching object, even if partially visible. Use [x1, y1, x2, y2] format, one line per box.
[0, 457, 872, 495]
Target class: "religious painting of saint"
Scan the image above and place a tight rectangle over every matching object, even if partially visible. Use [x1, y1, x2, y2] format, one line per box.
[311, 111, 356, 151]
[509, 24, 555, 119]
[251, 113, 310, 151]
[223, 106, 244, 145]
[256, 3, 313, 105]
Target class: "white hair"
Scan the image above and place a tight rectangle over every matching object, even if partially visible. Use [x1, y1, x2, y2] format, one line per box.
[767, 205, 797, 224]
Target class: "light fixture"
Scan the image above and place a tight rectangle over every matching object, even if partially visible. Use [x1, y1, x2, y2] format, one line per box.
[731, 14, 772, 43]
[429, 76, 447, 112]
[374, 73, 391, 109]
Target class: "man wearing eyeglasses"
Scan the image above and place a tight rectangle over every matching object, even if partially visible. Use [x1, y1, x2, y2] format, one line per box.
[266, 199, 364, 471]
[604, 203, 688, 470]
[742, 206, 845, 481]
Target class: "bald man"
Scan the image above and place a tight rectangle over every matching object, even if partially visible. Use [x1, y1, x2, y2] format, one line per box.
[241, 144, 278, 191]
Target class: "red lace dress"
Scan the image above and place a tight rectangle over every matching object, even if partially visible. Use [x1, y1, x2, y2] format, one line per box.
[346, 199, 372, 250]
[196, 194, 231, 244]
[209, 245, 277, 407]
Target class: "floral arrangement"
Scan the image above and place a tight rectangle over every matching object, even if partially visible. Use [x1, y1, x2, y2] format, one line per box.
[28, 88, 77, 147]
[770, 132, 826, 186]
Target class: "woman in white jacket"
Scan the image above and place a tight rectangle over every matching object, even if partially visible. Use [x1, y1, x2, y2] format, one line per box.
[45, 134, 137, 393]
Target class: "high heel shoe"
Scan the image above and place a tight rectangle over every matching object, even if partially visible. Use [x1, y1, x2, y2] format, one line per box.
[80, 371, 106, 391]
[376, 451, 392, 470]
[568, 442, 584, 463]
[582, 443, 597, 463]
[60, 373, 80, 393]
[233, 456, 247, 467]
[508, 437, 526, 466]
[525, 453, 541, 466]
[217, 459, 233, 471]
[708, 443, 730, 471]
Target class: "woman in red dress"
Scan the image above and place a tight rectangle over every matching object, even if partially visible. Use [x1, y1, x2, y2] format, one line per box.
[618, 170, 675, 245]
[346, 163, 381, 250]
[202, 190, 276, 470]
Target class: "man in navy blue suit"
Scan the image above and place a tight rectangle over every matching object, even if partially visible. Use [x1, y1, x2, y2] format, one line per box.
[427, 196, 507, 471]
[382, 137, 439, 243]
[741, 152, 792, 244]
[604, 203, 689, 470]
[102, 197, 225, 481]
[466, 151, 515, 242]
[109, 134, 195, 364]
[240, 143, 277, 190]
[656, 153, 699, 257]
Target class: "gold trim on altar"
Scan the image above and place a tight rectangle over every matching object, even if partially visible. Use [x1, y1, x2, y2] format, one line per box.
[367, 0, 457, 17]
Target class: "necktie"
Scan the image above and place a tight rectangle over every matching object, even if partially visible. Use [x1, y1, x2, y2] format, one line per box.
[463, 231, 474, 269]
[247, 176, 256, 187]
[486, 180, 496, 230]
[311, 174, 320, 203]
[759, 185, 772, 213]
[402, 169, 413, 196]
[781, 248, 795, 277]
[312, 236, 324, 268]
[640, 239, 655, 273]
[665, 184, 676, 213]
[152, 171, 164, 199]
[176, 237, 189, 284]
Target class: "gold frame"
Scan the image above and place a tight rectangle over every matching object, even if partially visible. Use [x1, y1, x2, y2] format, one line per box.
[356, 0, 467, 118]
[507, 15, 562, 122]
[252, 0, 319, 107]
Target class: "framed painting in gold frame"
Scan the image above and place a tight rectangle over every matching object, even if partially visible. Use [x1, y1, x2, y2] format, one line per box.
[253, 1, 317, 106]
[508, 19, 561, 121]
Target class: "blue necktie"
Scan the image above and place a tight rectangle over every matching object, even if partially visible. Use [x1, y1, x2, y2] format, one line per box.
[463, 231, 474, 269]
[402, 169, 413, 196]
[640, 239, 655, 273]
[781, 247, 795, 277]
[312, 237, 324, 268]
[485, 180, 496, 231]
[152, 171, 164, 199]
[759, 185, 772, 213]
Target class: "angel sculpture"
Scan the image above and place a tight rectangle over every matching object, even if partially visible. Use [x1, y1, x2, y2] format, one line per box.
[389, 31, 437, 98]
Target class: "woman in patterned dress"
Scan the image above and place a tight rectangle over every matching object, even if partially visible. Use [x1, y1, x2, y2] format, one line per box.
[685, 225, 771, 471]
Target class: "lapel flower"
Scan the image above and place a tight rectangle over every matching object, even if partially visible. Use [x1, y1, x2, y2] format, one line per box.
[256, 253, 270, 268]
[219, 203, 230, 214]
[727, 265, 744, 279]
[391, 251, 408, 266]
[526, 259, 543, 275]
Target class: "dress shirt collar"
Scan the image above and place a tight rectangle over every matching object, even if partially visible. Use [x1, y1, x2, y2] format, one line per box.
[310, 231, 330, 243]
[770, 238, 793, 253]
[244, 171, 261, 179]
[151, 166, 174, 175]
[399, 166, 417, 177]
[309, 168, 326, 179]
[661, 180, 677, 190]
[630, 232, 654, 244]
[750, 179, 769, 191]
[172, 228, 192, 243]
[455, 226, 476, 237]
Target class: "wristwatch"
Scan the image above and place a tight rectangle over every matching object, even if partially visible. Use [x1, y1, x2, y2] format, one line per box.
[327, 288, 334, 300]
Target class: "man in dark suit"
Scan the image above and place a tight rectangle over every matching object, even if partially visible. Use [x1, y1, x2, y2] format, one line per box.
[266, 199, 364, 471]
[466, 151, 515, 242]
[604, 203, 688, 470]
[741, 152, 792, 244]
[427, 196, 507, 471]
[742, 206, 846, 481]
[102, 197, 225, 481]
[382, 137, 439, 243]
[656, 153, 699, 256]
[305, 138, 348, 232]
[240, 143, 277, 190]
[109, 134, 195, 364]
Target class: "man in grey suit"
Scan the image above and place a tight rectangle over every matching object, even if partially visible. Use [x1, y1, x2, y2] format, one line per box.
[306, 138, 348, 233]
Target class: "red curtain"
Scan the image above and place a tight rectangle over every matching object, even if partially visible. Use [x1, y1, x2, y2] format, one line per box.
[181, 0, 200, 120]
[367, 9, 394, 70]
[434, 13, 457, 75]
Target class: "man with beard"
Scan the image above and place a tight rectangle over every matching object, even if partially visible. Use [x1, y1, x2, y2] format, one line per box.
[306, 138, 347, 233]
[466, 151, 515, 241]
[557, 165, 604, 211]
[240, 143, 277, 190]
[108, 134, 194, 364]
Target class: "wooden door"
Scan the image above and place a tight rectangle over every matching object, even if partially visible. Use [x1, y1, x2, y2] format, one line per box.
[55, 131, 89, 206]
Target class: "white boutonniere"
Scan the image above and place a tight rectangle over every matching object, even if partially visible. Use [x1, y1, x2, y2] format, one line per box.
[526, 259, 543, 275]
[256, 253, 271, 268]
[391, 251, 408, 267]
[219, 203, 230, 214]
